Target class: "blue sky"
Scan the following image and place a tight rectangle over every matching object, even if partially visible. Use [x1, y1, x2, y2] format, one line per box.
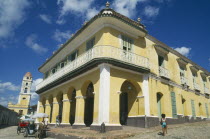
[0, 0, 210, 106]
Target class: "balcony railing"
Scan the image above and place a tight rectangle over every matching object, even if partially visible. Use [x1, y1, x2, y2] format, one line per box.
[193, 82, 200, 91]
[159, 66, 170, 79]
[180, 76, 188, 86]
[36, 45, 149, 91]
[204, 87, 210, 94]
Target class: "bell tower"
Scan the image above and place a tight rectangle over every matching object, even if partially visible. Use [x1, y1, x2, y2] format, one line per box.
[8, 72, 33, 115]
[18, 72, 33, 106]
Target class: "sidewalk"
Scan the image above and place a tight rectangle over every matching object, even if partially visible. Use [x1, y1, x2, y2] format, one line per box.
[47, 121, 210, 139]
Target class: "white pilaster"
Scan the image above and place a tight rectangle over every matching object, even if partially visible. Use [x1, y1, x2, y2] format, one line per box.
[98, 64, 110, 124]
[143, 74, 150, 116]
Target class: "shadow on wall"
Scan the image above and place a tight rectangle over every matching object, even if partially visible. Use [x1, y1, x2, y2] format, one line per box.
[0, 105, 19, 128]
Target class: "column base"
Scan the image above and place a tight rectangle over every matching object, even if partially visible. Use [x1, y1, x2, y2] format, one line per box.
[90, 124, 122, 131]
[72, 123, 86, 129]
[60, 123, 71, 127]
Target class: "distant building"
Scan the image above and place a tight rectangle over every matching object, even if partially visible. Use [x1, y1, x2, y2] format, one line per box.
[8, 72, 32, 115]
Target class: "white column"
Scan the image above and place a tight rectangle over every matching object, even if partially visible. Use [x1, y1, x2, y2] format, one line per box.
[143, 74, 150, 116]
[98, 64, 110, 124]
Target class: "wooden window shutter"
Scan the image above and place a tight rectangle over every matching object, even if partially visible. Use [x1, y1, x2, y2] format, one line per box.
[170, 92, 177, 118]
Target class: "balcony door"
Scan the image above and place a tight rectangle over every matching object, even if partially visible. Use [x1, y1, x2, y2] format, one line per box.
[121, 35, 133, 61]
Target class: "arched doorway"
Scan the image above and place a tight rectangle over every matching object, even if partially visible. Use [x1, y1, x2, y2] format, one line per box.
[48, 96, 53, 123]
[199, 103, 202, 117]
[57, 93, 63, 123]
[120, 80, 139, 125]
[120, 92, 128, 125]
[70, 89, 76, 125]
[157, 93, 163, 118]
[84, 83, 94, 126]
[182, 98, 186, 115]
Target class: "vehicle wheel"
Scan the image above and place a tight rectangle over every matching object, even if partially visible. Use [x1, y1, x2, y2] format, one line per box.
[17, 127, 20, 135]
[23, 129, 28, 137]
[35, 132, 38, 138]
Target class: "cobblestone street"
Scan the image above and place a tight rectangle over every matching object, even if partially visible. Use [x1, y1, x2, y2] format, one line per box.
[0, 126, 54, 139]
[129, 121, 210, 139]
[1, 121, 210, 139]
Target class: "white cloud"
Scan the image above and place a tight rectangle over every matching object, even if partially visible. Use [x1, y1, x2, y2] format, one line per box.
[53, 29, 71, 42]
[175, 47, 191, 57]
[31, 78, 43, 92]
[144, 6, 159, 17]
[113, 0, 147, 18]
[0, 0, 30, 39]
[0, 95, 19, 106]
[30, 78, 43, 101]
[39, 14, 52, 24]
[57, 0, 98, 23]
[25, 34, 48, 54]
[86, 8, 98, 20]
[0, 81, 20, 93]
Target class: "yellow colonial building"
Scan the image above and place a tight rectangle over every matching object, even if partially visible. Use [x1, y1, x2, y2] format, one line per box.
[36, 3, 210, 130]
[8, 72, 32, 116]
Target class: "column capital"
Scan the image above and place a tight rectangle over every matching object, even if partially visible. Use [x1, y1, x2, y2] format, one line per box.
[137, 96, 144, 99]
[75, 96, 86, 99]
[53, 102, 59, 104]
[45, 104, 50, 106]
[62, 99, 72, 102]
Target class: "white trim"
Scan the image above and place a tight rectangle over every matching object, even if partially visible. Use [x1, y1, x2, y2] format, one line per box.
[117, 91, 122, 94]
[143, 74, 150, 116]
[62, 99, 72, 102]
[91, 123, 121, 126]
[39, 67, 98, 96]
[137, 96, 144, 98]
[53, 102, 59, 104]
[118, 35, 122, 49]
[98, 64, 110, 124]
[73, 123, 86, 126]
[75, 96, 86, 99]
[128, 115, 145, 117]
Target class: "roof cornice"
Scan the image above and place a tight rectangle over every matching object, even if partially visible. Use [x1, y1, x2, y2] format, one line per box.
[38, 8, 147, 71]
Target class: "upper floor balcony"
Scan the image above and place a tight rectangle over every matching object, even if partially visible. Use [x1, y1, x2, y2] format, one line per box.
[193, 82, 200, 91]
[180, 76, 188, 86]
[159, 66, 170, 79]
[204, 87, 210, 94]
[36, 45, 150, 91]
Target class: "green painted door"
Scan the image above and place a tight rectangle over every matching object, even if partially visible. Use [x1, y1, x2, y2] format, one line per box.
[191, 100, 196, 118]
[157, 93, 162, 118]
[205, 103, 209, 118]
[171, 92, 177, 118]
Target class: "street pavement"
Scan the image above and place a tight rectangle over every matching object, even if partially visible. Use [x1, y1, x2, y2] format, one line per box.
[0, 126, 54, 139]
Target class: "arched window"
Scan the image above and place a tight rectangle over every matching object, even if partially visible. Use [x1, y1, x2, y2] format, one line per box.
[24, 88, 28, 93]
[26, 83, 28, 86]
[22, 97, 26, 100]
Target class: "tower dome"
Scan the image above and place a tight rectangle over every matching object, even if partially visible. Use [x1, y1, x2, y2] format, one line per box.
[24, 72, 32, 77]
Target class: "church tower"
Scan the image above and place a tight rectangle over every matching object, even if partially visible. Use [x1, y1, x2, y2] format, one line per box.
[8, 72, 33, 115]
[18, 72, 32, 106]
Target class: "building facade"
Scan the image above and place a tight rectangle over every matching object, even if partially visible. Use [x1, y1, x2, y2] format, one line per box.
[8, 72, 32, 115]
[36, 3, 210, 130]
